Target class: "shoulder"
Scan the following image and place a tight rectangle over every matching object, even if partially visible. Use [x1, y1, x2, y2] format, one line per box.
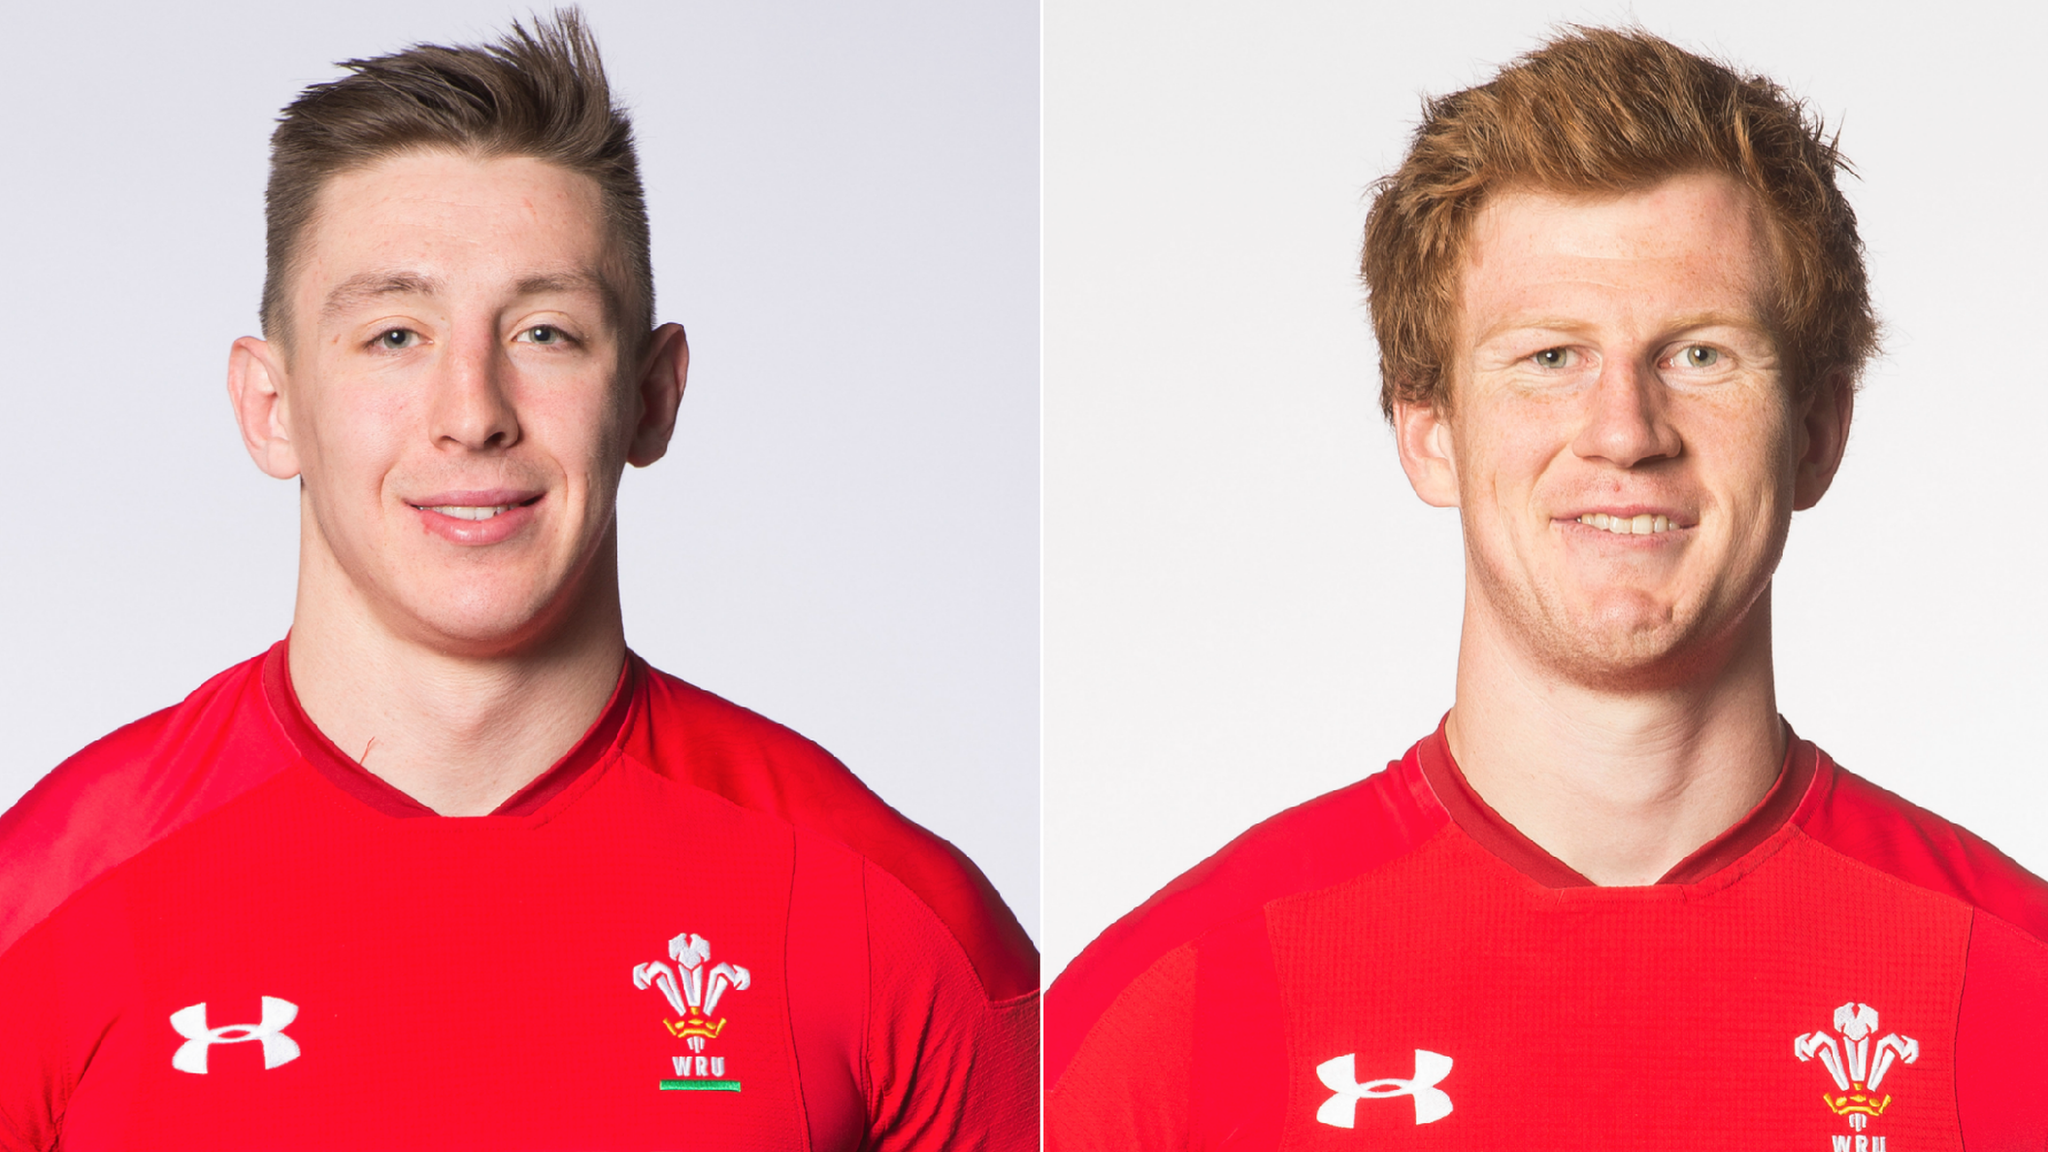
[621, 659, 1037, 1002]
[1797, 757, 2048, 1144]
[0, 649, 289, 956]
[1797, 753, 2048, 946]
[1047, 746, 1449, 1085]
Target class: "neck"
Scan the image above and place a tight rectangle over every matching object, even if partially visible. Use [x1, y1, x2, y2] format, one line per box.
[1444, 591, 1784, 886]
[286, 531, 628, 817]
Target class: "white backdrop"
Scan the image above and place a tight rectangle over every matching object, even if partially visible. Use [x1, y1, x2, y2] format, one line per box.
[1046, 1, 2048, 976]
[0, 2, 1039, 941]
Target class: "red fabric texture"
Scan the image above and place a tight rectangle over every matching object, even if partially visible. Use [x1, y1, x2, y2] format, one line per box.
[0, 659, 292, 958]
[1190, 908, 1287, 1149]
[1047, 727, 2048, 1150]
[786, 825, 870, 1152]
[623, 669, 1038, 1004]
[1046, 944, 1198, 1152]
[1045, 755, 1447, 1087]
[860, 860, 1040, 1152]
[1263, 828, 1971, 1147]
[0, 645, 1036, 1151]
[1955, 912, 2048, 1151]
[1796, 760, 2048, 943]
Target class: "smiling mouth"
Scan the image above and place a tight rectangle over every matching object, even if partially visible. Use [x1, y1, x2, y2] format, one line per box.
[1576, 512, 1676, 536]
[413, 496, 541, 521]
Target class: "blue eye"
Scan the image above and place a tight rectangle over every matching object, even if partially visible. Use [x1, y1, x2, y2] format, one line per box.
[525, 325, 561, 344]
[1531, 348, 1571, 368]
[377, 329, 416, 350]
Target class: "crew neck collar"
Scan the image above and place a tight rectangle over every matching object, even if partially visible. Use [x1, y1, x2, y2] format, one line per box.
[260, 638, 638, 819]
[1414, 716, 1819, 888]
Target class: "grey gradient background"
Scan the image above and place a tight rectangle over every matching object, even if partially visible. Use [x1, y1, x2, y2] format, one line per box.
[0, 2, 1038, 941]
[1047, 2, 2048, 976]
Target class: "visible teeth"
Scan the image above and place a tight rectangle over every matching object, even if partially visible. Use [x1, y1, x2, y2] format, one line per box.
[1577, 513, 1674, 535]
[426, 505, 514, 521]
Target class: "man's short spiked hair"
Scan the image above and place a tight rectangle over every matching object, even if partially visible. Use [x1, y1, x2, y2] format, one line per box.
[1362, 27, 1880, 419]
[261, 8, 651, 349]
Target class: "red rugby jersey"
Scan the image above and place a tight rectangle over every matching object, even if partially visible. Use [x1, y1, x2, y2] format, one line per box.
[0, 642, 1038, 1151]
[1047, 723, 2048, 1150]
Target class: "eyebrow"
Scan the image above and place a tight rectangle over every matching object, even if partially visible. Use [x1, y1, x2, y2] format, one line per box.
[520, 270, 626, 330]
[318, 269, 616, 323]
[1475, 311, 1770, 345]
[321, 271, 442, 321]
[513, 271, 608, 299]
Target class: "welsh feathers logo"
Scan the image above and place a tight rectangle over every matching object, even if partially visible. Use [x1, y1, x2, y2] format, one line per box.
[635, 931, 749, 1092]
[1795, 1002, 1917, 1136]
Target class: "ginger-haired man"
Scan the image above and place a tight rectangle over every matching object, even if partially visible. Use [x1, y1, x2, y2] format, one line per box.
[0, 13, 1035, 1150]
[1048, 28, 2047, 1148]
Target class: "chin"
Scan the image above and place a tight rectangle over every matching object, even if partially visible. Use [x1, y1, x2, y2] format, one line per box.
[1539, 634, 1702, 693]
[1531, 599, 1750, 692]
[390, 580, 571, 655]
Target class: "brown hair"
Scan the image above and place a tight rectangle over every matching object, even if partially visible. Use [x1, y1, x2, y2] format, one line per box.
[1362, 26, 1878, 419]
[261, 8, 651, 350]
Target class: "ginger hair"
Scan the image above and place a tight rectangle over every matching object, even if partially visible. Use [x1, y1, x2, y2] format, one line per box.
[1362, 27, 1878, 418]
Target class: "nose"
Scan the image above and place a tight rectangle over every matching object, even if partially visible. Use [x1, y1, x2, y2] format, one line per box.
[1570, 354, 1680, 468]
[430, 326, 520, 451]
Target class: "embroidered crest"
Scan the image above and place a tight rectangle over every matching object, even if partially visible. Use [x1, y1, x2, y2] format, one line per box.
[635, 931, 749, 1092]
[1795, 1002, 1917, 1136]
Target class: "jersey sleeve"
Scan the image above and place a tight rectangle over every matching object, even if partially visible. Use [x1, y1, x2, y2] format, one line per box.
[0, 919, 64, 1151]
[1048, 903, 1290, 1152]
[0, 869, 150, 1152]
[860, 859, 1038, 1152]
[1956, 910, 2048, 1148]
[1047, 753, 1447, 1151]
[0, 653, 284, 1152]
[1045, 943, 1197, 1151]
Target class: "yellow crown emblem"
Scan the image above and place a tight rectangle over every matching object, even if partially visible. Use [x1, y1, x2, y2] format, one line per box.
[1821, 1083, 1891, 1119]
[664, 1014, 728, 1042]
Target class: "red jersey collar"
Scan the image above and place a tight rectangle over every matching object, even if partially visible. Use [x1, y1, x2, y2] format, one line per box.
[1414, 716, 1821, 888]
[260, 638, 638, 819]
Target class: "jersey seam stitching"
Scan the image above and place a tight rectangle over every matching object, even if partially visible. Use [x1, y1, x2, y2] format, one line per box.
[619, 750, 1021, 1005]
[1794, 828, 1985, 917]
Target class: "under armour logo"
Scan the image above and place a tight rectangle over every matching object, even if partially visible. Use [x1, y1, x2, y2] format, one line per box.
[1315, 1049, 1454, 1127]
[169, 997, 301, 1073]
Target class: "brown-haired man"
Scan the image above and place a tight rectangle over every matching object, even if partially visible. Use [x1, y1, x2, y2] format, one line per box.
[1048, 27, 2047, 1148]
[0, 14, 1036, 1150]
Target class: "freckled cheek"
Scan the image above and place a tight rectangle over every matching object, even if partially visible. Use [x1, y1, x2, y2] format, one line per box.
[1460, 422, 1561, 505]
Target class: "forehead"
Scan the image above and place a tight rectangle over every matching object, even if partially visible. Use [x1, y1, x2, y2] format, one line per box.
[1459, 173, 1770, 332]
[295, 151, 611, 316]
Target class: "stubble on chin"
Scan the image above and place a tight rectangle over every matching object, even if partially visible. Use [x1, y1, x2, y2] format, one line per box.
[1465, 550, 1745, 695]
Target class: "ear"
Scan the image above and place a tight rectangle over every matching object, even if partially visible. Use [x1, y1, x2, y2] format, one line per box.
[626, 322, 688, 468]
[1393, 396, 1460, 508]
[227, 336, 302, 480]
[1791, 368, 1855, 511]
